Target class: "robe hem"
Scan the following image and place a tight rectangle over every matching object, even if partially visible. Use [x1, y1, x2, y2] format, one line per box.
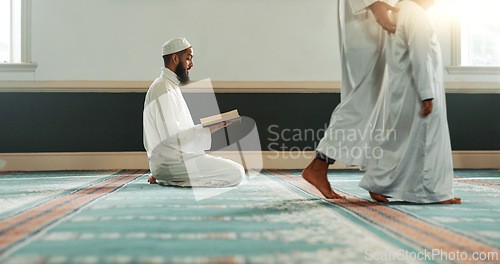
[358, 181, 454, 204]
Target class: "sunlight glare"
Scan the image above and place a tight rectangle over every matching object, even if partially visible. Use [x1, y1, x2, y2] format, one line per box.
[430, 0, 500, 24]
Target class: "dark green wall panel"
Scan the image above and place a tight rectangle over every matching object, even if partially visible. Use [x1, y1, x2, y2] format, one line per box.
[0, 93, 144, 152]
[445, 94, 500, 150]
[0, 93, 498, 153]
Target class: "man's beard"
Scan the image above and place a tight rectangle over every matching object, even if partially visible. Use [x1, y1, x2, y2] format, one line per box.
[175, 63, 190, 85]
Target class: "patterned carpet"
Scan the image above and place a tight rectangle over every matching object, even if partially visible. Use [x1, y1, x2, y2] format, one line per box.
[0, 169, 498, 264]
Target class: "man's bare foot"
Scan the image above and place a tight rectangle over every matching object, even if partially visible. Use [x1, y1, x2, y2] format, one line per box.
[302, 158, 344, 199]
[369, 192, 390, 202]
[435, 198, 461, 204]
[148, 175, 158, 184]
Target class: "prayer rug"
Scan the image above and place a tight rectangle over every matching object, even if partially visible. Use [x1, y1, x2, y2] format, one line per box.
[0, 169, 498, 263]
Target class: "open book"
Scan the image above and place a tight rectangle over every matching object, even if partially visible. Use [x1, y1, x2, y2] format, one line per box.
[200, 109, 241, 127]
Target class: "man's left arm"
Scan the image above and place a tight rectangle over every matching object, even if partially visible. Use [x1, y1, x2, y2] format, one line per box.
[406, 11, 436, 116]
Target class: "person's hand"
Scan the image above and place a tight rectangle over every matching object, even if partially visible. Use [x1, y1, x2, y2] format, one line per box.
[422, 100, 433, 117]
[208, 122, 227, 133]
[368, 1, 399, 34]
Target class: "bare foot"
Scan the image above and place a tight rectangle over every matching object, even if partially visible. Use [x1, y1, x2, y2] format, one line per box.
[369, 192, 390, 202]
[302, 158, 344, 199]
[148, 175, 158, 184]
[435, 197, 461, 204]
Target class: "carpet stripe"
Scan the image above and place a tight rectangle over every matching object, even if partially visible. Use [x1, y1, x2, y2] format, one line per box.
[324, 181, 495, 247]
[0, 170, 123, 222]
[265, 170, 499, 264]
[0, 169, 146, 256]
[0, 171, 134, 234]
[454, 177, 499, 188]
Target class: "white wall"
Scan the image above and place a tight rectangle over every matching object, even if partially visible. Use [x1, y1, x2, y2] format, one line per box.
[5, 0, 499, 82]
[30, 0, 339, 82]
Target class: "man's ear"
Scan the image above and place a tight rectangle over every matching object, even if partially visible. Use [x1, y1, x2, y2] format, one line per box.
[171, 54, 179, 65]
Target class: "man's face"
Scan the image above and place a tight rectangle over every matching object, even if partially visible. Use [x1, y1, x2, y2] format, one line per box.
[175, 47, 194, 85]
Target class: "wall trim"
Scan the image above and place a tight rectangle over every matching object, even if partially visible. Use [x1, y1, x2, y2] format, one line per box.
[0, 63, 38, 72]
[447, 66, 500, 75]
[444, 82, 500, 93]
[0, 80, 498, 93]
[1, 151, 498, 172]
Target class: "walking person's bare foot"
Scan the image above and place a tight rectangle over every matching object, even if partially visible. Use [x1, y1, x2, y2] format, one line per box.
[148, 175, 158, 184]
[434, 198, 461, 204]
[302, 158, 344, 199]
[369, 192, 391, 202]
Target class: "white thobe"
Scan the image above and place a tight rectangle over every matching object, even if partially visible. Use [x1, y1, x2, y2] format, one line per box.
[316, 0, 396, 168]
[143, 68, 243, 187]
[359, 0, 454, 203]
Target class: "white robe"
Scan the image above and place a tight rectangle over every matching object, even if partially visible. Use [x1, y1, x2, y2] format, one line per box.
[359, 0, 454, 203]
[143, 68, 243, 187]
[316, 0, 396, 168]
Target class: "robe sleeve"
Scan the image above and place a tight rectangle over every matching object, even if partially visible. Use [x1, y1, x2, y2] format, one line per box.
[406, 10, 436, 101]
[164, 123, 211, 153]
[349, 0, 379, 15]
[144, 92, 211, 156]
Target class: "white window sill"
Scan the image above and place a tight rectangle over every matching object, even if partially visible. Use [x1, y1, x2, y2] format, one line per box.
[447, 66, 500, 75]
[0, 63, 38, 72]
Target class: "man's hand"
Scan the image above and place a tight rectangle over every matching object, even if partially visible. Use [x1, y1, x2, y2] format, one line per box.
[422, 100, 433, 117]
[208, 122, 228, 133]
[368, 1, 399, 34]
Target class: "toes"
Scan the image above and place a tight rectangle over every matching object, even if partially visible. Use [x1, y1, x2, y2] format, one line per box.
[332, 193, 345, 199]
[147, 176, 158, 184]
[324, 191, 345, 199]
[369, 192, 389, 202]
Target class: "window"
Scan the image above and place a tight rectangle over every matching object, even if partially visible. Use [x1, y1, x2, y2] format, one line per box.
[447, 0, 500, 74]
[0, 0, 37, 72]
[0, 0, 10, 62]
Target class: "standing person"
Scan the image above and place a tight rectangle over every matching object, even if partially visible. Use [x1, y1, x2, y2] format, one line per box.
[302, 1, 398, 199]
[359, 0, 461, 204]
[143, 37, 244, 187]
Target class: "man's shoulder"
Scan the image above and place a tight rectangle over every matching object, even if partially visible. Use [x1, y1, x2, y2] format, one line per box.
[397, 1, 426, 16]
[145, 77, 177, 102]
[396, 1, 431, 28]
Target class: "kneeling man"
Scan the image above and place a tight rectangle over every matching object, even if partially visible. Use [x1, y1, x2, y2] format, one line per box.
[143, 38, 244, 187]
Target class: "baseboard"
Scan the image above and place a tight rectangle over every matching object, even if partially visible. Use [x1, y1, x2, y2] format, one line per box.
[0, 151, 498, 171]
[0, 152, 149, 171]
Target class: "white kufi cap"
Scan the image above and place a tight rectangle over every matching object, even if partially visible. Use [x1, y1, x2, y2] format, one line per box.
[162, 37, 191, 56]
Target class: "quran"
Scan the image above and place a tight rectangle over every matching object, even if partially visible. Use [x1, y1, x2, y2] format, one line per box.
[200, 109, 241, 127]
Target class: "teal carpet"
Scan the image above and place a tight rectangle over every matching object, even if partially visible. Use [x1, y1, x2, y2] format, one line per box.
[0, 169, 498, 264]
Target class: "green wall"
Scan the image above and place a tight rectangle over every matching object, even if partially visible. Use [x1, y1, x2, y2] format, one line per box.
[0, 93, 498, 153]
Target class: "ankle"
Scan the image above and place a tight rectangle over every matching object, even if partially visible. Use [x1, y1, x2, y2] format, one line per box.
[312, 158, 329, 170]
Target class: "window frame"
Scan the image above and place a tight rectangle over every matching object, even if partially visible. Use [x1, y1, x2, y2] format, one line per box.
[0, 0, 37, 72]
[447, 12, 500, 74]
